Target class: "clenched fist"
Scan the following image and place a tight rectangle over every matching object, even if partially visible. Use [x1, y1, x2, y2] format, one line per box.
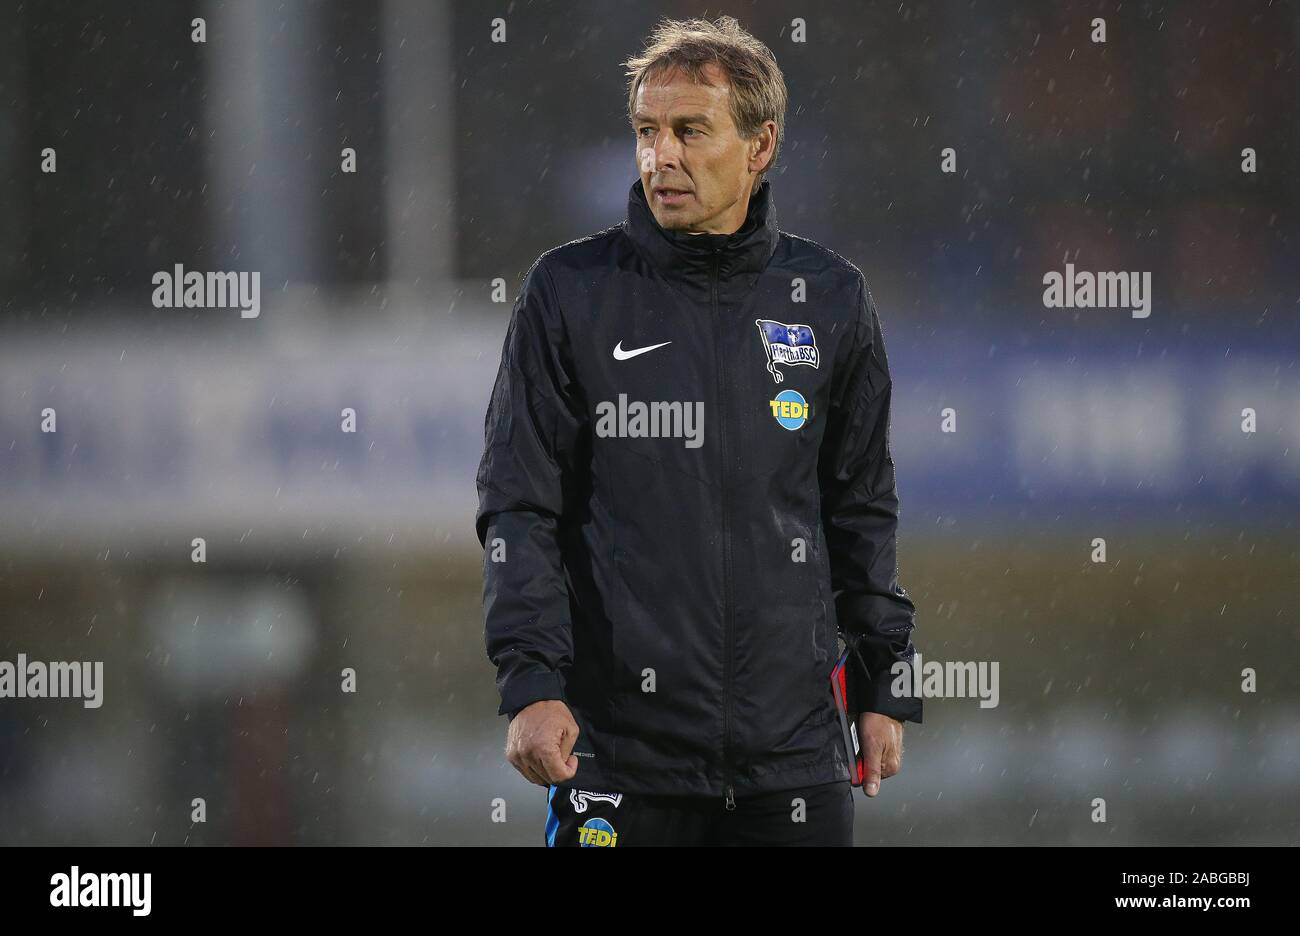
[506, 699, 580, 786]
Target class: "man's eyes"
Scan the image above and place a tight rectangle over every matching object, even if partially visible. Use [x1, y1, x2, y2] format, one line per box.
[637, 127, 702, 137]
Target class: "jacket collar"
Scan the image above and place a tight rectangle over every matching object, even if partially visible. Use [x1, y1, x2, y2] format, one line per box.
[623, 176, 780, 304]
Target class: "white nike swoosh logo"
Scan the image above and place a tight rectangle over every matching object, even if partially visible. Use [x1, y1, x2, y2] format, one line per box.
[612, 340, 672, 361]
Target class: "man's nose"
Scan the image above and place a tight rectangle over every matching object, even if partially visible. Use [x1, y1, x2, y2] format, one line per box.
[643, 130, 682, 172]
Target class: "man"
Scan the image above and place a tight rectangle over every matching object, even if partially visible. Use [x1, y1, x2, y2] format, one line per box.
[475, 15, 921, 847]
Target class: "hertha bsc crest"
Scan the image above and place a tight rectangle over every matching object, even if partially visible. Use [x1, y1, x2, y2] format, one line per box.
[755, 319, 820, 384]
[570, 790, 624, 813]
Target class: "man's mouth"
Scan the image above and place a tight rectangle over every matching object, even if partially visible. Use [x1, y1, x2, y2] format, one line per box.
[654, 188, 691, 205]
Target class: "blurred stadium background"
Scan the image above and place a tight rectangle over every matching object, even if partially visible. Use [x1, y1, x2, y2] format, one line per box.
[0, 0, 1296, 845]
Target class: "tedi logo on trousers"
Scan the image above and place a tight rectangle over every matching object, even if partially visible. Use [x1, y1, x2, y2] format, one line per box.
[595, 394, 703, 449]
[1042, 263, 1151, 318]
[578, 817, 618, 847]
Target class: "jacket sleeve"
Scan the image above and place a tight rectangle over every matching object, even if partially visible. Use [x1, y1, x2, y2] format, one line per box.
[818, 273, 922, 724]
[475, 256, 586, 718]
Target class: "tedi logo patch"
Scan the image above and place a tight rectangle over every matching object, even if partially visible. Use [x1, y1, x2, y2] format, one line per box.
[770, 389, 810, 430]
[755, 319, 819, 384]
[578, 817, 618, 847]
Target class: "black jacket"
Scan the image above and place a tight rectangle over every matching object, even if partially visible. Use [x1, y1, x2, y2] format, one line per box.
[475, 176, 921, 802]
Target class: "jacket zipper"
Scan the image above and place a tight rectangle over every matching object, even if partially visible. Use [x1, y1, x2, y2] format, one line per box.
[711, 248, 737, 812]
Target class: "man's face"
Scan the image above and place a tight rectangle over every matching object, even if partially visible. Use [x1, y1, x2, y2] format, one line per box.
[633, 63, 769, 234]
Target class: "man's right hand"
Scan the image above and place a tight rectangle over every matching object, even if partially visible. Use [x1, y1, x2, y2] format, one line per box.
[505, 699, 580, 786]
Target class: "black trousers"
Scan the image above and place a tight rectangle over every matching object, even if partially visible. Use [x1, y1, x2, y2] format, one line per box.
[545, 780, 854, 846]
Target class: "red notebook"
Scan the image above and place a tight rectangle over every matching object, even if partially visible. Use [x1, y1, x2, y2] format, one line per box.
[830, 647, 866, 786]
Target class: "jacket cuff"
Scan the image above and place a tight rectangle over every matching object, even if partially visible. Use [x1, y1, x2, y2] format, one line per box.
[497, 668, 566, 719]
[848, 656, 923, 725]
[860, 670, 923, 724]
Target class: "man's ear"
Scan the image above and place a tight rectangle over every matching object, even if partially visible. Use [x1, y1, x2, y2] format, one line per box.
[749, 121, 777, 172]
